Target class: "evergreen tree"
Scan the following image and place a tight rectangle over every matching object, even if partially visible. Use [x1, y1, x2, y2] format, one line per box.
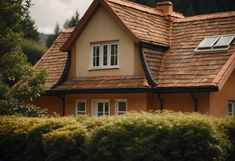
[64, 11, 80, 29]
[0, 0, 47, 116]
[19, 0, 39, 41]
[46, 23, 61, 48]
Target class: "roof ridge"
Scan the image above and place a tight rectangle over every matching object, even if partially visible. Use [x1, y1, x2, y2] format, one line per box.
[175, 11, 235, 22]
[106, 0, 164, 16]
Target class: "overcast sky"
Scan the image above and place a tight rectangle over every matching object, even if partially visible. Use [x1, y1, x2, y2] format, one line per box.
[30, 0, 93, 34]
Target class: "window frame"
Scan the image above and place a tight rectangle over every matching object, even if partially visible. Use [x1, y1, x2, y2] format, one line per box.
[92, 99, 110, 116]
[115, 99, 128, 115]
[228, 101, 235, 117]
[90, 42, 119, 69]
[75, 99, 87, 116]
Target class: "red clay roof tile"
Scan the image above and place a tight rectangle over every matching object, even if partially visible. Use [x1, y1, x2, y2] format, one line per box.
[34, 28, 73, 89]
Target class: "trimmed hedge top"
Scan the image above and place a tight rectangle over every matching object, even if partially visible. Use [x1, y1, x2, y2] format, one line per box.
[0, 112, 234, 161]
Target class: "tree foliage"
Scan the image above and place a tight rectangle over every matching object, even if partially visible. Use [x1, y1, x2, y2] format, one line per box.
[21, 39, 47, 65]
[0, 0, 47, 116]
[46, 23, 61, 48]
[129, 0, 235, 16]
[46, 10, 80, 48]
[64, 11, 80, 29]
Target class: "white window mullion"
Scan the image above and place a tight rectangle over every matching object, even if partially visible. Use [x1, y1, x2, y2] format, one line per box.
[107, 44, 111, 67]
[100, 44, 103, 68]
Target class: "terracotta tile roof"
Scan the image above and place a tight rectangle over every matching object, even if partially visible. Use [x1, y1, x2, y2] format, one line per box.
[144, 13, 235, 88]
[106, 0, 171, 46]
[34, 28, 73, 89]
[34, 0, 235, 92]
[56, 75, 149, 90]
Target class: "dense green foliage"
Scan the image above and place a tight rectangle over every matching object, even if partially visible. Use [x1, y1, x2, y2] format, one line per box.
[0, 112, 234, 161]
[46, 23, 61, 48]
[64, 11, 80, 29]
[21, 39, 47, 65]
[129, 0, 235, 16]
[0, 0, 47, 116]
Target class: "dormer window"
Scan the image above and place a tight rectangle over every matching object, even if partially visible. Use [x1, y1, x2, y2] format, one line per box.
[195, 34, 235, 53]
[91, 42, 119, 69]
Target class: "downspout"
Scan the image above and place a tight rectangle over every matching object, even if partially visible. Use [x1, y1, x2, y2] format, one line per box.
[191, 93, 198, 112]
[57, 95, 65, 116]
[158, 93, 164, 111]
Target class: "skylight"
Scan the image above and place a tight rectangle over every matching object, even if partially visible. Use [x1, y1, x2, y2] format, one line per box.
[197, 36, 220, 49]
[195, 34, 235, 52]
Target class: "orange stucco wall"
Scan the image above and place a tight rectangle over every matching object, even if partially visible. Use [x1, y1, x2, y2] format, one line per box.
[210, 70, 235, 117]
[147, 93, 210, 114]
[32, 96, 63, 115]
[64, 93, 147, 116]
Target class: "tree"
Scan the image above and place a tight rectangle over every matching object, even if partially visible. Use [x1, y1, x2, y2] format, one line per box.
[21, 39, 47, 65]
[0, 0, 47, 116]
[46, 23, 61, 48]
[19, 0, 40, 41]
[64, 11, 80, 29]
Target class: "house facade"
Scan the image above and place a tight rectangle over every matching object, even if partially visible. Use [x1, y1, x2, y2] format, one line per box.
[33, 0, 235, 117]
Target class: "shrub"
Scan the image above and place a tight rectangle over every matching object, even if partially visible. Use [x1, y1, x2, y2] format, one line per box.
[25, 117, 77, 161]
[85, 113, 231, 161]
[43, 124, 86, 161]
[0, 116, 40, 161]
[217, 118, 235, 161]
[0, 112, 234, 161]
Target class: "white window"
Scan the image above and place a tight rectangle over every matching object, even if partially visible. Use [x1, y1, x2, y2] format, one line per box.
[75, 100, 86, 116]
[91, 42, 118, 69]
[93, 100, 110, 116]
[116, 99, 127, 115]
[228, 101, 235, 117]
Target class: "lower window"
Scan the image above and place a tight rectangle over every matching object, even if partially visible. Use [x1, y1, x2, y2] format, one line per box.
[76, 100, 86, 115]
[116, 99, 127, 115]
[93, 100, 109, 116]
[228, 101, 235, 117]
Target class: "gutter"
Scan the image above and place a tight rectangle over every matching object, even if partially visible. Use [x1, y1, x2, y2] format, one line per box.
[44, 87, 154, 96]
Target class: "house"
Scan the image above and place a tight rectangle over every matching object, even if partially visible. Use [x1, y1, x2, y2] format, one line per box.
[33, 0, 235, 117]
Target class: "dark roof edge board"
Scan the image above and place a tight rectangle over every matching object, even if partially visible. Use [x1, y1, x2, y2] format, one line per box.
[43, 85, 218, 96]
[154, 86, 219, 93]
[43, 87, 154, 96]
[51, 50, 72, 89]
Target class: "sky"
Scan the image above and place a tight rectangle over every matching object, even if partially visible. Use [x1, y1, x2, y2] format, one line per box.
[30, 0, 93, 34]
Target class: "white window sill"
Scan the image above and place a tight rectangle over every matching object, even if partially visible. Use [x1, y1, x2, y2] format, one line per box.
[89, 66, 120, 71]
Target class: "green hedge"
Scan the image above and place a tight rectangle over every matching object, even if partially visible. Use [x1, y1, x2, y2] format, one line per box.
[0, 112, 234, 161]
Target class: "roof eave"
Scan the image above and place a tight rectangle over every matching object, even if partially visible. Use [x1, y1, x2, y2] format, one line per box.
[154, 86, 219, 93]
[43, 87, 153, 96]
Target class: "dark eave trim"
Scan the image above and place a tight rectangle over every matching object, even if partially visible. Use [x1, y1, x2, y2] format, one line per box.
[154, 86, 219, 93]
[140, 41, 170, 50]
[43, 87, 153, 96]
[139, 43, 158, 87]
[51, 50, 72, 89]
